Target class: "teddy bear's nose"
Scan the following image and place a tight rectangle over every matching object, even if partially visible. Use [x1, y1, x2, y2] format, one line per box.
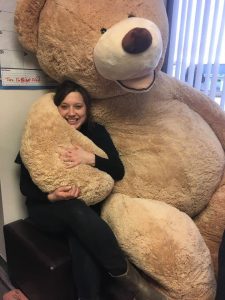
[122, 27, 152, 54]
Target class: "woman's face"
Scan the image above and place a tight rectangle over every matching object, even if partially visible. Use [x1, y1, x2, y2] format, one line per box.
[57, 91, 87, 130]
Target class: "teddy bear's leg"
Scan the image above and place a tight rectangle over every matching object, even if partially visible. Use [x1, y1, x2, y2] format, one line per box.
[101, 193, 216, 300]
[194, 171, 225, 275]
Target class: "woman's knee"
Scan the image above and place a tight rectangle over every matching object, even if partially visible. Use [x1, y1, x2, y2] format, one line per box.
[58, 199, 92, 221]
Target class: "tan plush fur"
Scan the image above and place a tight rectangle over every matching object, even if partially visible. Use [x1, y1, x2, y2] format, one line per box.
[102, 193, 216, 299]
[15, 0, 225, 298]
[20, 93, 114, 205]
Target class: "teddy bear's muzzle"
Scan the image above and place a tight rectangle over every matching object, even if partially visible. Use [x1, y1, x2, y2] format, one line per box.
[94, 17, 162, 92]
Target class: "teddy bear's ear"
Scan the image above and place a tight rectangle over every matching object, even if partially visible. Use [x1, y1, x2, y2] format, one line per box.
[14, 0, 47, 54]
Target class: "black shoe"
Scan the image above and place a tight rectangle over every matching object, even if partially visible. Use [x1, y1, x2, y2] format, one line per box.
[111, 260, 167, 300]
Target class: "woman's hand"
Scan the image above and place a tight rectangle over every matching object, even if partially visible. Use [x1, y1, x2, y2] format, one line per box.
[47, 185, 80, 202]
[58, 145, 95, 168]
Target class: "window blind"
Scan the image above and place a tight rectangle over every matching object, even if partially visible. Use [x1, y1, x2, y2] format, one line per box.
[166, 0, 225, 109]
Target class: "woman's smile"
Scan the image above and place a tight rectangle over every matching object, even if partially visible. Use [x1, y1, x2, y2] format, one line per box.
[57, 91, 87, 130]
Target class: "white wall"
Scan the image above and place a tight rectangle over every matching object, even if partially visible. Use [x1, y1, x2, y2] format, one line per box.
[0, 89, 46, 259]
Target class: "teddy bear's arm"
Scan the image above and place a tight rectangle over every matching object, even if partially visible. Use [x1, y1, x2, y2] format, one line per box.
[174, 79, 225, 274]
[194, 172, 225, 275]
[176, 80, 225, 149]
[14, 0, 46, 53]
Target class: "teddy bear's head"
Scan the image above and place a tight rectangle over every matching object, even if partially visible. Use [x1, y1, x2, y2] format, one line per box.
[15, 0, 168, 98]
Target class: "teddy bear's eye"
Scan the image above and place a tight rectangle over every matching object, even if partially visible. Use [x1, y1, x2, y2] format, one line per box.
[100, 28, 107, 34]
[128, 14, 136, 18]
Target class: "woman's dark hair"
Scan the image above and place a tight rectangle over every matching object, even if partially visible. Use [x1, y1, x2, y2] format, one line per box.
[53, 80, 93, 127]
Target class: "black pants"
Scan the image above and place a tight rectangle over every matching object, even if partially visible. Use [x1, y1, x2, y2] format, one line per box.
[27, 199, 127, 299]
[216, 230, 225, 300]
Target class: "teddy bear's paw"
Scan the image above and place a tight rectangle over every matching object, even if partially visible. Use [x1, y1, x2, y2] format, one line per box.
[101, 193, 216, 300]
[20, 93, 114, 205]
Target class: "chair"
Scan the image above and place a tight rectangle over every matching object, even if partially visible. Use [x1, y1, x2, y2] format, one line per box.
[3, 219, 75, 300]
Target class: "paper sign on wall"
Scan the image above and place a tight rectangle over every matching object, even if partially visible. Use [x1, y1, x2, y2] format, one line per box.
[0, 0, 56, 88]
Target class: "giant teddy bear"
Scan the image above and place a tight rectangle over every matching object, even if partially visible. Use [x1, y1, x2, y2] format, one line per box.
[15, 0, 225, 299]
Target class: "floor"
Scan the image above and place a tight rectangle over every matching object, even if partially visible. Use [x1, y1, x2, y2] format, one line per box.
[0, 277, 10, 299]
[0, 258, 14, 299]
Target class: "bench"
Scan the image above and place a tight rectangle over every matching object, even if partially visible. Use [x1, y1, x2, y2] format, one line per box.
[3, 219, 75, 300]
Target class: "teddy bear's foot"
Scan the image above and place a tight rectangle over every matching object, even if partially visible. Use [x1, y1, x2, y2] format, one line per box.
[112, 260, 166, 300]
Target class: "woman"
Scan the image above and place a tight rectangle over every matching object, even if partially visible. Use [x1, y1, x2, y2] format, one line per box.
[16, 80, 165, 300]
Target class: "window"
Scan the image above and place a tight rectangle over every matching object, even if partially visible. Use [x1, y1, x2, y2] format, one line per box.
[165, 0, 225, 109]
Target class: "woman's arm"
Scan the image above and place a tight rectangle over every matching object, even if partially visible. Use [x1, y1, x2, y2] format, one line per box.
[19, 163, 49, 203]
[59, 124, 125, 181]
[20, 162, 80, 202]
[59, 124, 124, 180]
[91, 124, 125, 181]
